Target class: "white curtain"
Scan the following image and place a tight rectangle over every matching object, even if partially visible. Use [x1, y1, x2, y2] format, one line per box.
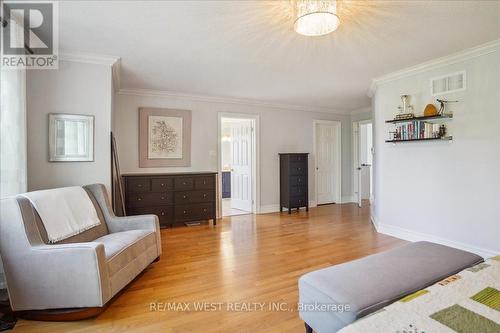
[0, 13, 27, 291]
[0, 15, 27, 198]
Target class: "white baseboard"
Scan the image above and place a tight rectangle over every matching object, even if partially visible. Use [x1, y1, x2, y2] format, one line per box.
[370, 211, 379, 229]
[258, 204, 280, 214]
[258, 200, 317, 214]
[371, 214, 497, 259]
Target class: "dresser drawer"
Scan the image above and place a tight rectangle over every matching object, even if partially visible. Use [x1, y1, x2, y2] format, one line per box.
[289, 154, 307, 162]
[127, 192, 173, 208]
[290, 161, 307, 175]
[290, 175, 307, 186]
[127, 206, 173, 227]
[155, 206, 174, 227]
[151, 178, 174, 191]
[175, 203, 213, 221]
[175, 177, 194, 190]
[127, 207, 152, 216]
[126, 178, 150, 193]
[195, 176, 215, 189]
[290, 185, 307, 196]
[175, 190, 214, 204]
[289, 196, 307, 208]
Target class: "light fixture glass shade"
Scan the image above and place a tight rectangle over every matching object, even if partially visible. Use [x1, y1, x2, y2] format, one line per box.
[294, 0, 340, 36]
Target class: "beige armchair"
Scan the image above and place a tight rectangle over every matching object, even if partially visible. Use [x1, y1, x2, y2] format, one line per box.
[0, 184, 161, 319]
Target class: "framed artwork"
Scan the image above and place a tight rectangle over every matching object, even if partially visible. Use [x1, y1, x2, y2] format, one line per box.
[139, 107, 191, 167]
[48, 113, 94, 162]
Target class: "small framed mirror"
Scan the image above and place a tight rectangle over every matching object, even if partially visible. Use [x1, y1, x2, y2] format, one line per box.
[49, 113, 94, 162]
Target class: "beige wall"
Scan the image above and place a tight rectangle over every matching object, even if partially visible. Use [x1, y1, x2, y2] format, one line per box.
[114, 92, 355, 210]
[27, 61, 113, 192]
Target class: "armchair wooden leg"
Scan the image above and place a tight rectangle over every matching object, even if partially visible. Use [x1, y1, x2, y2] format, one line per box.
[305, 322, 313, 333]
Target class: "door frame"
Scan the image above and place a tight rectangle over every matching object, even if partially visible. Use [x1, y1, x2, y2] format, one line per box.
[313, 120, 342, 205]
[352, 119, 372, 207]
[217, 112, 260, 216]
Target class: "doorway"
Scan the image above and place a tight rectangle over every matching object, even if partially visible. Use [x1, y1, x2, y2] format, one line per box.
[218, 114, 259, 217]
[314, 120, 342, 205]
[352, 121, 373, 208]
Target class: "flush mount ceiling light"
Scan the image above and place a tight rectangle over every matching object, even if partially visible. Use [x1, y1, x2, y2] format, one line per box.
[294, 0, 340, 37]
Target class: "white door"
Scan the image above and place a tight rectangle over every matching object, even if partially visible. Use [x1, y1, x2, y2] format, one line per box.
[352, 122, 361, 207]
[358, 123, 373, 207]
[353, 123, 372, 207]
[316, 122, 341, 205]
[230, 120, 253, 212]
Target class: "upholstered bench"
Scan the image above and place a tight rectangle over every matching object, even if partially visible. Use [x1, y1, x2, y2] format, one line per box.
[298, 241, 483, 333]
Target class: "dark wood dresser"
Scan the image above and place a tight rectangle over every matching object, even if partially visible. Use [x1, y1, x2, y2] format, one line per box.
[279, 153, 309, 214]
[123, 172, 217, 227]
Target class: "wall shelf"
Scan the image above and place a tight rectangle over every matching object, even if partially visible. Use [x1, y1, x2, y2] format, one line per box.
[385, 114, 453, 124]
[385, 136, 453, 143]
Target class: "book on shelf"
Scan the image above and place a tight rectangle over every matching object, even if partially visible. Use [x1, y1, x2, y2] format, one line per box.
[393, 121, 443, 140]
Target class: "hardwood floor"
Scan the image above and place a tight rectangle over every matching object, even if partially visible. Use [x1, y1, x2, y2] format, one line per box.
[14, 203, 406, 333]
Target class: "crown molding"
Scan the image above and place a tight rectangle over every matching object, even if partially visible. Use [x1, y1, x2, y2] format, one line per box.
[118, 88, 350, 115]
[56, 51, 351, 114]
[367, 38, 500, 97]
[59, 51, 121, 66]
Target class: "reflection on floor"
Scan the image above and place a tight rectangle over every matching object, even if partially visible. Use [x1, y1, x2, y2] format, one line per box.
[222, 198, 250, 216]
[16, 204, 406, 333]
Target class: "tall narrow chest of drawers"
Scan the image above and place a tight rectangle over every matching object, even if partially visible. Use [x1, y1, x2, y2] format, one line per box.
[123, 172, 217, 227]
[279, 153, 309, 214]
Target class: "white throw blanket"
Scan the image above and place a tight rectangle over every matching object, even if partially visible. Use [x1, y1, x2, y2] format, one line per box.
[21, 186, 101, 243]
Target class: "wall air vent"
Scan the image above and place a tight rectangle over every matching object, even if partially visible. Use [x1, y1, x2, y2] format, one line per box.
[431, 71, 466, 96]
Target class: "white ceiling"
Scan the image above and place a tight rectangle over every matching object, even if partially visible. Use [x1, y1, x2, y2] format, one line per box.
[59, 1, 500, 112]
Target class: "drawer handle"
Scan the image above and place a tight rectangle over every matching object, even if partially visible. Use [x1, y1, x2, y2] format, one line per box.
[161, 196, 165, 200]
[161, 183, 165, 187]
[183, 181, 187, 185]
[137, 197, 142, 201]
[203, 194, 207, 198]
[137, 184, 142, 187]
[161, 212, 165, 216]
[203, 180, 206, 184]
[183, 195, 187, 199]
[203, 208, 207, 212]
[183, 210, 187, 214]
